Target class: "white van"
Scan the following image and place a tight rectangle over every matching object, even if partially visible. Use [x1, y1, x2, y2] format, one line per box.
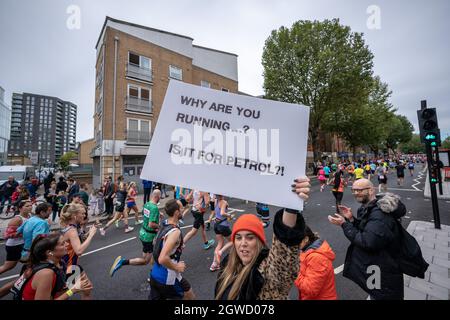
[0, 166, 35, 186]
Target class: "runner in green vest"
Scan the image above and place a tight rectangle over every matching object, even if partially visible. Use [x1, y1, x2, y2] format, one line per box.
[109, 189, 162, 277]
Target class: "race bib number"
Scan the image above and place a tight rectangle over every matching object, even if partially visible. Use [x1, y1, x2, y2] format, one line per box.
[143, 208, 150, 218]
[379, 175, 384, 179]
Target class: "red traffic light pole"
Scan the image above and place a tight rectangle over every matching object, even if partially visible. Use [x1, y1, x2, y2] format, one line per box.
[421, 100, 441, 229]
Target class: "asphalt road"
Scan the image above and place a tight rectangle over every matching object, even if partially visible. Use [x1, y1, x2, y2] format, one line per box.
[1, 163, 449, 300]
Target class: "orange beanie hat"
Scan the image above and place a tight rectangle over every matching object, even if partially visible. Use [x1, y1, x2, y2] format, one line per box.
[231, 214, 266, 245]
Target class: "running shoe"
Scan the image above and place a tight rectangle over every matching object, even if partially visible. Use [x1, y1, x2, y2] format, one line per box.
[99, 228, 106, 236]
[203, 239, 215, 250]
[262, 221, 270, 229]
[124, 226, 134, 233]
[209, 261, 220, 272]
[135, 220, 143, 225]
[110, 256, 124, 277]
[115, 220, 119, 228]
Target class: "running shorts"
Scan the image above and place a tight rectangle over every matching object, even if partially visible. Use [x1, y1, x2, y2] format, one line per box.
[397, 173, 405, 178]
[192, 210, 205, 229]
[6, 244, 24, 261]
[214, 223, 232, 237]
[150, 277, 191, 300]
[141, 240, 154, 254]
[126, 201, 136, 208]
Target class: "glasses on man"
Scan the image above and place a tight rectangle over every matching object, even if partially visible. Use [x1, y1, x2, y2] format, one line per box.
[351, 187, 371, 194]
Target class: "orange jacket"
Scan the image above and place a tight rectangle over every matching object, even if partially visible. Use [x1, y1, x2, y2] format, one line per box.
[294, 239, 338, 300]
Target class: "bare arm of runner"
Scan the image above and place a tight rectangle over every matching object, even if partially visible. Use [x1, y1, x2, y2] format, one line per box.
[33, 269, 56, 300]
[67, 226, 97, 256]
[158, 229, 185, 273]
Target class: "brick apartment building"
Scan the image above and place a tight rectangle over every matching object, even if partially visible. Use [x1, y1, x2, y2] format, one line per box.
[91, 17, 238, 188]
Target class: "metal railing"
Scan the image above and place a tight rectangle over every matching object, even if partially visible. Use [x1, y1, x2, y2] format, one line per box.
[126, 62, 153, 82]
[125, 96, 153, 114]
[126, 130, 151, 145]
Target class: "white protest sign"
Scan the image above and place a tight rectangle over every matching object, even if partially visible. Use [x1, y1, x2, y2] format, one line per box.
[141, 80, 310, 210]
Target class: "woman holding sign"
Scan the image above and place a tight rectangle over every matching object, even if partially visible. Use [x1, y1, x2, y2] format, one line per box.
[214, 177, 310, 300]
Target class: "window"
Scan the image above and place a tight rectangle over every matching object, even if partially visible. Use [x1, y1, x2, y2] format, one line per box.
[127, 85, 151, 101]
[201, 80, 211, 88]
[127, 118, 150, 132]
[221, 88, 229, 92]
[169, 65, 182, 80]
[129, 53, 151, 70]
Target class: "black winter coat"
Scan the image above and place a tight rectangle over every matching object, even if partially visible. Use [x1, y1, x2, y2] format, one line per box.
[342, 193, 406, 300]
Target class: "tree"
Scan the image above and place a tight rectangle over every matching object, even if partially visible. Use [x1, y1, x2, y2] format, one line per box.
[442, 136, 450, 149]
[262, 19, 374, 160]
[58, 151, 77, 171]
[399, 134, 425, 154]
[324, 76, 395, 158]
[384, 115, 414, 153]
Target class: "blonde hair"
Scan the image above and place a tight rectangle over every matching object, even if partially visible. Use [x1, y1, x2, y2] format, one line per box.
[59, 203, 85, 226]
[215, 238, 264, 300]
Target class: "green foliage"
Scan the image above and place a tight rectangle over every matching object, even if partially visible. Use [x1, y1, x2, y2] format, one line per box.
[399, 134, 425, 154]
[262, 19, 374, 160]
[442, 136, 450, 149]
[384, 115, 414, 152]
[58, 151, 77, 171]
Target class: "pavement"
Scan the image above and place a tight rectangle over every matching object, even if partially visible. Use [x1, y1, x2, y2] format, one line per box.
[404, 221, 450, 300]
[424, 168, 450, 200]
[0, 165, 449, 300]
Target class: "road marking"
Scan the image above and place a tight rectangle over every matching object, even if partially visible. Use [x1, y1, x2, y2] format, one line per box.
[0, 274, 18, 282]
[384, 188, 422, 192]
[82, 237, 137, 257]
[334, 264, 344, 274]
[228, 208, 245, 212]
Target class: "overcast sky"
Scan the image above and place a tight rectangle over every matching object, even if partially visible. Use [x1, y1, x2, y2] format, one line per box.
[1, 0, 449, 142]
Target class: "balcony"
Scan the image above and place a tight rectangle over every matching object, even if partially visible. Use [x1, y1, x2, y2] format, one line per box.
[126, 63, 152, 82]
[126, 130, 151, 145]
[125, 96, 153, 114]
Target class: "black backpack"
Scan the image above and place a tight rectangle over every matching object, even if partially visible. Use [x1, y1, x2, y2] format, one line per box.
[153, 223, 183, 265]
[394, 221, 429, 278]
[10, 263, 65, 300]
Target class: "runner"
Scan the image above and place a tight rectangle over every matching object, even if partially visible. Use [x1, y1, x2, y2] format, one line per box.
[408, 161, 415, 177]
[183, 190, 215, 250]
[255, 202, 270, 228]
[370, 162, 377, 179]
[209, 195, 233, 272]
[330, 162, 338, 173]
[354, 165, 365, 181]
[346, 163, 355, 185]
[0, 200, 32, 275]
[396, 161, 406, 186]
[125, 182, 143, 225]
[323, 164, 331, 181]
[205, 193, 216, 231]
[317, 166, 327, 192]
[377, 163, 388, 193]
[109, 189, 162, 277]
[149, 199, 195, 300]
[60, 203, 97, 300]
[11, 234, 79, 300]
[364, 163, 372, 180]
[99, 182, 133, 235]
[16, 202, 52, 258]
[329, 166, 346, 213]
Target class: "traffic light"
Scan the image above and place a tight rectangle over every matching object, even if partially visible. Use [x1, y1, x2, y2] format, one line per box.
[430, 164, 439, 183]
[417, 108, 441, 145]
